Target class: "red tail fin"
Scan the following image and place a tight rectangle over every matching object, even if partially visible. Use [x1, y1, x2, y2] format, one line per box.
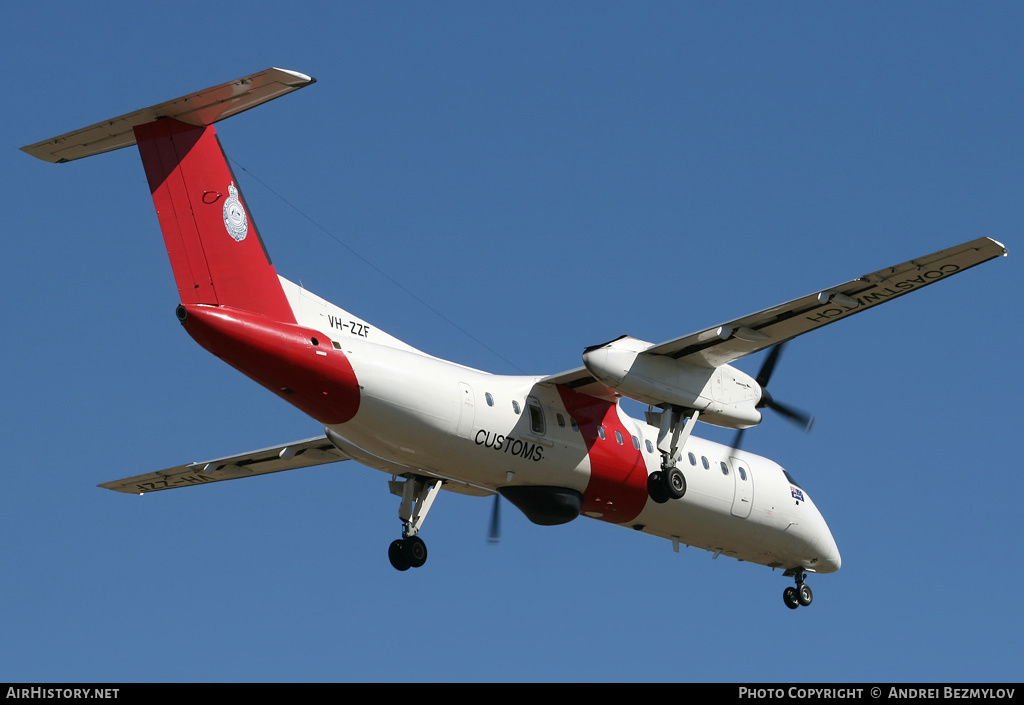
[21, 68, 314, 324]
[133, 118, 295, 322]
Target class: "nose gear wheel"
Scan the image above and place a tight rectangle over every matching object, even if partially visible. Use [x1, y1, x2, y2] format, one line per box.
[782, 570, 814, 609]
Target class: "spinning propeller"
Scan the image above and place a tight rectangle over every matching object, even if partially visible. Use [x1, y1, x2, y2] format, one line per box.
[733, 343, 814, 449]
[488, 493, 501, 544]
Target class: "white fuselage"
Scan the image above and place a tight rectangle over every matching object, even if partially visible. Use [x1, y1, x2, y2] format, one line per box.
[293, 275, 841, 576]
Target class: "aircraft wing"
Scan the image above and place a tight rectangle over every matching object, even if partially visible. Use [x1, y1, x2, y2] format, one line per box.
[647, 236, 1006, 368]
[539, 366, 621, 401]
[99, 435, 349, 494]
[539, 237, 1006, 401]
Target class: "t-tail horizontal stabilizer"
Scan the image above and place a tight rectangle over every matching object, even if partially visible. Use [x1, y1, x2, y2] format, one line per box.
[21, 68, 315, 163]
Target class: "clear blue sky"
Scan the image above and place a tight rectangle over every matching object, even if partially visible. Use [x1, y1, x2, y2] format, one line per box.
[4, 2, 1021, 683]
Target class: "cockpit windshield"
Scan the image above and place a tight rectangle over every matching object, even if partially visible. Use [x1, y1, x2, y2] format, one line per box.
[783, 469, 802, 490]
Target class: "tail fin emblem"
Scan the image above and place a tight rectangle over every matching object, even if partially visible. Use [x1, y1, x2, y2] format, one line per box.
[222, 182, 249, 242]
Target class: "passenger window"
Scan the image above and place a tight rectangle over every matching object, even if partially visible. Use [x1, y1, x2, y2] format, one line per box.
[485, 392, 494, 407]
[614, 430, 623, 445]
[645, 439, 654, 453]
[570, 418, 579, 432]
[739, 466, 747, 481]
[597, 425, 606, 440]
[527, 398, 545, 434]
[720, 462, 729, 476]
[702, 456, 710, 470]
[632, 435, 641, 450]
[688, 452, 697, 466]
[512, 400, 520, 415]
[556, 413, 565, 428]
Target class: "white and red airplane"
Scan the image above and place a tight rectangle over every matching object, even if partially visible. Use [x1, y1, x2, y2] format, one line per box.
[22, 68, 1007, 609]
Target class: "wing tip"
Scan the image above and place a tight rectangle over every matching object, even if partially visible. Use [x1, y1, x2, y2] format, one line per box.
[270, 67, 317, 86]
[986, 237, 1008, 256]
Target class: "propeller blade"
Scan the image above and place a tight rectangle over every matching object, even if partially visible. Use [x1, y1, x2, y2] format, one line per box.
[488, 493, 501, 544]
[765, 398, 814, 431]
[756, 343, 785, 387]
[731, 342, 813, 453]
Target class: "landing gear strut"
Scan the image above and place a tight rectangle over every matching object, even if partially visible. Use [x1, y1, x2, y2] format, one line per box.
[782, 570, 814, 609]
[387, 474, 441, 571]
[647, 406, 697, 503]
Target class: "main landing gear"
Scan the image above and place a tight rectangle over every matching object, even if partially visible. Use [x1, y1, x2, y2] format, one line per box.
[388, 535, 427, 572]
[647, 466, 686, 504]
[387, 474, 441, 572]
[782, 570, 814, 610]
[647, 406, 697, 504]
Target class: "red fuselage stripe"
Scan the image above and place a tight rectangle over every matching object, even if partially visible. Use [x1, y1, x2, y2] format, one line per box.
[556, 386, 649, 523]
[181, 305, 360, 425]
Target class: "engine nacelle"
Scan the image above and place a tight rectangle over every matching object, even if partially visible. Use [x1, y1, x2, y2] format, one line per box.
[582, 336, 763, 429]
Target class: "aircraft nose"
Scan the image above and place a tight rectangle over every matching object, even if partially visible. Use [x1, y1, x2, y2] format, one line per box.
[821, 535, 842, 573]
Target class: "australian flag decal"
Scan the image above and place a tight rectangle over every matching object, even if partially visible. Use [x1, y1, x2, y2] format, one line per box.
[791, 486, 804, 502]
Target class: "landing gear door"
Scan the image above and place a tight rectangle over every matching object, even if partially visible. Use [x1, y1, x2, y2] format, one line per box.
[729, 456, 753, 518]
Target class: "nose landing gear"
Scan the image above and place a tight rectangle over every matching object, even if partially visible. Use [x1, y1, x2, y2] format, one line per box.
[782, 570, 814, 609]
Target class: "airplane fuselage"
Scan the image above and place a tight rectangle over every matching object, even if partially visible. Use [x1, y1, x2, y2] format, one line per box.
[179, 276, 841, 574]
[249, 279, 841, 575]
[339, 339, 840, 573]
